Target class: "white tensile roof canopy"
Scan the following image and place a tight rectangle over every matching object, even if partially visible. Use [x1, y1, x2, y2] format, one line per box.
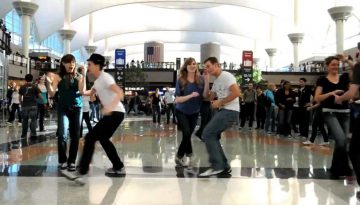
[1, 0, 360, 66]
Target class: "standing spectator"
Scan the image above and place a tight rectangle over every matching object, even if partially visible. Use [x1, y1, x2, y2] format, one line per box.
[199, 57, 240, 177]
[7, 81, 16, 114]
[7, 85, 22, 125]
[276, 81, 296, 138]
[315, 55, 352, 180]
[151, 88, 161, 123]
[37, 76, 48, 132]
[127, 92, 141, 115]
[19, 74, 42, 139]
[163, 87, 176, 124]
[80, 86, 93, 138]
[264, 83, 276, 134]
[174, 57, 209, 166]
[240, 83, 256, 130]
[298, 78, 313, 138]
[255, 86, 266, 129]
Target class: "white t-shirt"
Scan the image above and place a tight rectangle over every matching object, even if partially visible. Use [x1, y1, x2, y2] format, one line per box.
[82, 95, 90, 112]
[211, 71, 239, 112]
[12, 91, 20, 104]
[163, 91, 175, 104]
[93, 71, 125, 113]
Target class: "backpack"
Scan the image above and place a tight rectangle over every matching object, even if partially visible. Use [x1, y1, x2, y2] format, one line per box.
[264, 91, 272, 108]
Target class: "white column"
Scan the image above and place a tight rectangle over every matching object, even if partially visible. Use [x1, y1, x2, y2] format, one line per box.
[288, 33, 304, 71]
[13, 1, 38, 74]
[265, 48, 277, 69]
[64, 0, 71, 29]
[200, 42, 220, 63]
[88, 13, 94, 45]
[58, 29, 76, 54]
[328, 6, 353, 54]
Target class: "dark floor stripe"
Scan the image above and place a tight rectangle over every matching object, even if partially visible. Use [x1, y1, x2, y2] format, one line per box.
[0, 133, 57, 152]
[0, 165, 341, 180]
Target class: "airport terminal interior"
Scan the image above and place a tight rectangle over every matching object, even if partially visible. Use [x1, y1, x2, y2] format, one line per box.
[0, 0, 360, 204]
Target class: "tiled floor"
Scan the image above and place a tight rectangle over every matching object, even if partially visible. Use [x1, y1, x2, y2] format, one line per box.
[0, 114, 359, 204]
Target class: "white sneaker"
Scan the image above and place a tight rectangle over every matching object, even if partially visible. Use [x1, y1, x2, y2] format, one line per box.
[59, 163, 68, 170]
[6, 122, 13, 126]
[302, 140, 313, 145]
[61, 170, 85, 185]
[17, 122, 22, 126]
[319, 141, 330, 146]
[199, 168, 224, 177]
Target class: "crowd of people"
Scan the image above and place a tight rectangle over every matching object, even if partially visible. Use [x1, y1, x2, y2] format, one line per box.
[5, 50, 360, 199]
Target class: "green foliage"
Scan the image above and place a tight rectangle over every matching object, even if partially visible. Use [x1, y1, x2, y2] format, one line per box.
[235, 68, 262, 85]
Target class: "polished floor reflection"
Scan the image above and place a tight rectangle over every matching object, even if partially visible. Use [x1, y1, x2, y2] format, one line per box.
[0, 115, 359, 205]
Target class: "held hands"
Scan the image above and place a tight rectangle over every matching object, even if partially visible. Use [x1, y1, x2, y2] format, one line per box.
[332, 90, 344, 96]
[203, 69, 210, 82]
[306, 106, 312, 111]
[334, 95, 342, 104]
[78, 66, 87, 76]
[211, 100, 222, 109]
[190, 92, 200, 98]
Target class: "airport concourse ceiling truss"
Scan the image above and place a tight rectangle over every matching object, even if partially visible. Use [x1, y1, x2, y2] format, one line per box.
[1, 0, 360, 59]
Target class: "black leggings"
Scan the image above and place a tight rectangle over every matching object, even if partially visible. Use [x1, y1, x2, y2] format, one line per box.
[80, 112, 93, 138]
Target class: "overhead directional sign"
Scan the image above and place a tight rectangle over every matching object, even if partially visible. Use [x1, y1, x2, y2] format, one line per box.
[241, 51, 253, 86]
[115, 49, 126, 88]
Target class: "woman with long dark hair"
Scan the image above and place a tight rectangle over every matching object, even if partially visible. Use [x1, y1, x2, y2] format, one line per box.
[46, 54, 86, 171]
[314, 56, 353, 180]
[275, 81, 296, 138]
[174, 57, 209, 166]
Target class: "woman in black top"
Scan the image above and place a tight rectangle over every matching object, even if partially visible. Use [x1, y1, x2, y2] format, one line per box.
[256, 86, 266, 129]
[152, 88, 161, 123]
[275, 81, 296, 137]
[314, 56, 352, 179]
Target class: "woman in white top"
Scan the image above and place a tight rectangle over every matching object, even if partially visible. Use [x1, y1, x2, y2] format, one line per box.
[7, 85, 22, 125]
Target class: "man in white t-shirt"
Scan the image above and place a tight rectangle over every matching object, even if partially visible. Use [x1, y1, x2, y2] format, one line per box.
[163, 87, 176, 124]
[61, 53, 126, 185]
[199, 57, 241, 177]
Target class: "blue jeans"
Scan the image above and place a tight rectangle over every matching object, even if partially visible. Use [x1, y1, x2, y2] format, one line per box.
[21, 106, 37, 138]
[323, 111, 352, 176]
[265, 106, 276, 132]
[203, 109, 238, 170]
[57, 108, 82, 164]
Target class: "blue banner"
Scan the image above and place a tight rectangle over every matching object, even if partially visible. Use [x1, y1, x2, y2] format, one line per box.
[115, 49, 126, 69]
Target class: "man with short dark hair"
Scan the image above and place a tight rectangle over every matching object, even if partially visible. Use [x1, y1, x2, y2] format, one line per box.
[298, 77, 312, 138]
[19, 74, 42, 139]
[199, 57, 241, 177]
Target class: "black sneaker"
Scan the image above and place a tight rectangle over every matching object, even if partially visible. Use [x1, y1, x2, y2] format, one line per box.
[105, 167, 126, 176]
[222, 167, 232, 174]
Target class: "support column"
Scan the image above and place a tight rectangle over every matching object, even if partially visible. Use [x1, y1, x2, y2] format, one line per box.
[328, 6, 353, 54]
[144, 41, 164, 63]
[253, 58, 260, 69]
[84, 45, 97, 57]
[13, 1, 38, 74]
[58, 29, 76, 54]
[265, 48, 277, 69]
[200, 42, 220, 63]
[288, 33, 304, 71]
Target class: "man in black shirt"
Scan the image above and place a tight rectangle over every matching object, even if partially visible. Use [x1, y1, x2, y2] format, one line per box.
[298, 78, 313, 138]
[19, 74, 42, 139]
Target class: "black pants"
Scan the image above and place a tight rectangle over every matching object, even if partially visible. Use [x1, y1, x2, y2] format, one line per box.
[240, 102, 255, 128]
[37, 104, 46, 131]
[166, 103, 176, 124]
[195, 101, 212, 137]
[152, 105, 161, 123]
[176, 110, 198, 157]
[8, 103, 21, 122]
[256, 106, 266, 129]
[309, 109, 328, 142]
[349, 105, 360, 185]
[79, 112, 124, 174]
[298, 107, 310, 137]
[80, 112, 93, 138]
